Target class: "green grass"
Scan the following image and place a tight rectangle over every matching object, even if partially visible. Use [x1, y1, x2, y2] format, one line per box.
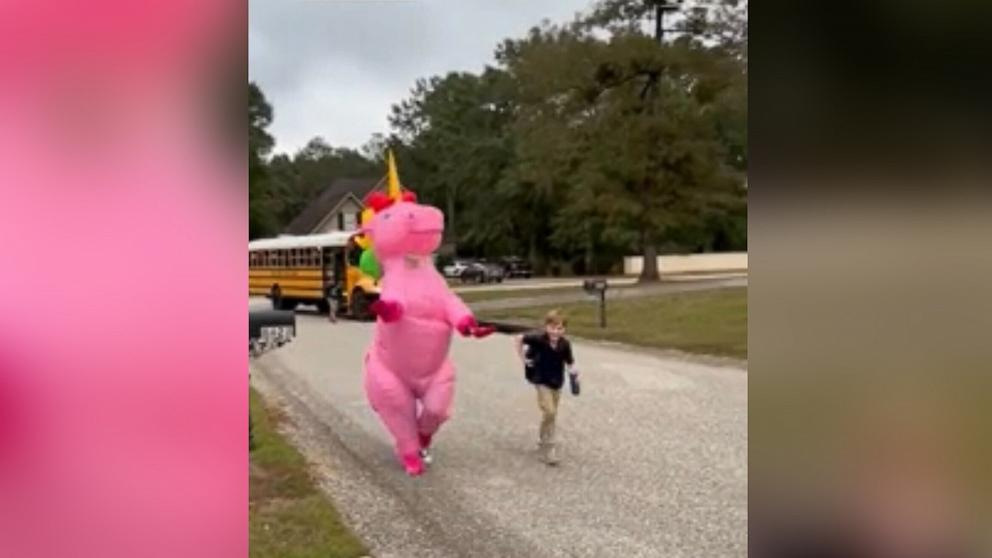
[479, 287, 747, 359]
[250, 388, 367, 558]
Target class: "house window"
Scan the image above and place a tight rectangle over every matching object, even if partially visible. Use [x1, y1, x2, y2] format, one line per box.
[342, 212, 357, 231]
[337, 213, 345, 230]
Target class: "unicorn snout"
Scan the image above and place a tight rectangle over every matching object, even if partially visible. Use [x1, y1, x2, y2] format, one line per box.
[410, 205, 444, 234]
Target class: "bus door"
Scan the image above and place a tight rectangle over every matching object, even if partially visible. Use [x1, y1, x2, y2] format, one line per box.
[322, 247, 345, 301]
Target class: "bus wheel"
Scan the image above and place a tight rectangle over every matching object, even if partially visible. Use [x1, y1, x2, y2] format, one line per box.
[270, 285, 283, 310]
[351, 289, 371, 321]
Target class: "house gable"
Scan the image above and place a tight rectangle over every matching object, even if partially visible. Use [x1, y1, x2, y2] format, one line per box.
[283, 177, 383, 235]
[312, 193, 365, 234]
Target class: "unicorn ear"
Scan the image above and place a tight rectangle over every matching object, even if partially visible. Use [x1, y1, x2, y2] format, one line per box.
[401, 190, 417, 203]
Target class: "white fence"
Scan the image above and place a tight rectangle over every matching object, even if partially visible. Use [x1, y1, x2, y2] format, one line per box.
[623, 252, 748, 276]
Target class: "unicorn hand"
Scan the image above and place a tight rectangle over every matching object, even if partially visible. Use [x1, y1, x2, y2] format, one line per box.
[370, 299, 403, 322]
[471, 325, 495, 338]
[455, 315, 477, 336]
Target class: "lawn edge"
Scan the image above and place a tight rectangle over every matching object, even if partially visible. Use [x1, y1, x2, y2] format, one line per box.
[250, 386, 371, 558]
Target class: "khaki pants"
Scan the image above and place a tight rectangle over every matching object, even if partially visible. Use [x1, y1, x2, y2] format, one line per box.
[536, 386, 561, 446]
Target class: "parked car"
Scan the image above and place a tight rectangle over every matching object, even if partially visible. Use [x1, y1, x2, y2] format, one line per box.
[460, 261, 504, 283]
[500, 256, 533, 279]
[442, 259, 472, 279]
[482, 261, 506, 283]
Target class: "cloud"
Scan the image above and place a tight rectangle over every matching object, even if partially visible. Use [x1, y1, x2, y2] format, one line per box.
[249, 0, 593, 154]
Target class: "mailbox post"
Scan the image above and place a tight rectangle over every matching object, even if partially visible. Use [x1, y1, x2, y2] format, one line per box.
[249, 309, 297, 450]
[582, 278, 609, 328]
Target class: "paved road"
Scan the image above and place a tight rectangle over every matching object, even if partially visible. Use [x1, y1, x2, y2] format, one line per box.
[250, 314, 747, 558]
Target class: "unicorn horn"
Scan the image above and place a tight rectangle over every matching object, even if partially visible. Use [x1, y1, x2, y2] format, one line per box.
[386, 149, 402, 201]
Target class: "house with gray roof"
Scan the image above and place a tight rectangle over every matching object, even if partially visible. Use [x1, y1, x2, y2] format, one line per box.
[283, 176, 385, 236]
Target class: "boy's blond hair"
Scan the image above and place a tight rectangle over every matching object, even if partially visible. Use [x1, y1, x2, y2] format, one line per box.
[544, 309, 566, 327]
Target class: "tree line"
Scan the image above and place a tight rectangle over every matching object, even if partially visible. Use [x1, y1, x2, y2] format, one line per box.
[250, 0, 747, 280]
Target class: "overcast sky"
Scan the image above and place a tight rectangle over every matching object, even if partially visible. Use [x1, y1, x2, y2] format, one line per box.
[249, 0, 595, 155]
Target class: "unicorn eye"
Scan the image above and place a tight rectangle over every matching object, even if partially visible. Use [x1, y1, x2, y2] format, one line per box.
[383, 213, 392, 220]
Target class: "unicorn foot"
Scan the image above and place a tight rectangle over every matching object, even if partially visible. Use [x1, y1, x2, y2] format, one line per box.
[400, 453, 424, 477]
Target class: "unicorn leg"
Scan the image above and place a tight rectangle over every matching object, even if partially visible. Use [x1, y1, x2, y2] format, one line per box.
[364, 353, 423, 476]
[417, 359, 455, 449]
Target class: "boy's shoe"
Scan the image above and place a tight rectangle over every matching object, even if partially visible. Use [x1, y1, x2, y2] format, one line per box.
[543, 445, 560, 466]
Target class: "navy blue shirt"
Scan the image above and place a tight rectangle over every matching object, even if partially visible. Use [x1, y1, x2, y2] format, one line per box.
[522, 332, 574, 389]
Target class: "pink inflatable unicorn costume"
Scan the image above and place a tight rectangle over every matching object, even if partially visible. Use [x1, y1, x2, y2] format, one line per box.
[362, 190, 494, 476]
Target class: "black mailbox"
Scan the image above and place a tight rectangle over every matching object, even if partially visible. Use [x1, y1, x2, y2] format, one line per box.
[249, 309, 297, 356]
[583, 279, 608, 293]
[582, 278, 609, 328]
[249, 309, 296, 341]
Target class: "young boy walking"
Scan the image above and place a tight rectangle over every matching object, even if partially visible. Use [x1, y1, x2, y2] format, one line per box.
[514, 310, 579, 466]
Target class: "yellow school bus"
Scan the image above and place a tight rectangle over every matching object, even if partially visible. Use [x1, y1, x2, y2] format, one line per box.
[248, 232, 379, 319]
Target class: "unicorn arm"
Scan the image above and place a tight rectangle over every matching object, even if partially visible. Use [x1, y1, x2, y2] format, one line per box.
[444, 291, 495, 338]
[443, 290, 473, 331]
